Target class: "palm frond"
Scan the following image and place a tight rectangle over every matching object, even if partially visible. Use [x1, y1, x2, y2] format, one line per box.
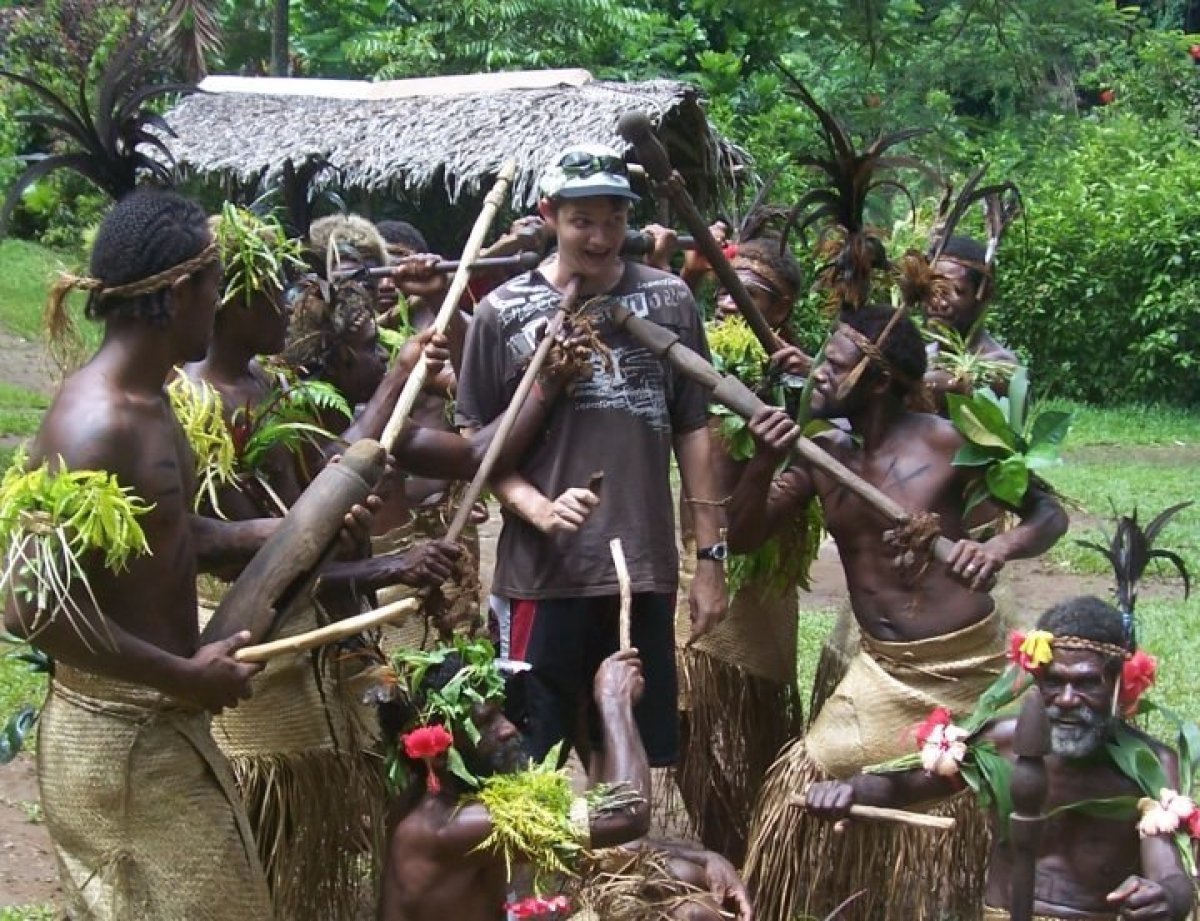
[0, 31, 194, 235]
[162, 0, 224, 83]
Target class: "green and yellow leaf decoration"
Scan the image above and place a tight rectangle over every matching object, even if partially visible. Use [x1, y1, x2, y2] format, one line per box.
[167, 375, 237, 514]
[0, 446, 153, 651]
[211, 203, 306, 309]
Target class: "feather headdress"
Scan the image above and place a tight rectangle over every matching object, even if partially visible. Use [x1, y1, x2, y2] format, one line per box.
[897, 165, 1023, 310]
[308, 213, 388, 281]
[1076, 502, 1192, 646]
[0, 32, 193, 236]
[776, 69, 942, 312]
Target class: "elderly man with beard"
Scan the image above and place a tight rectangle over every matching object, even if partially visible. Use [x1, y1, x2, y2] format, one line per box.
[378, 646, 752, 921]
[806, 595, 1194, 921]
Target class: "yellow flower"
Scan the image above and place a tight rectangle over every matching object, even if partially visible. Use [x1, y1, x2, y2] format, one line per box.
[1019, 630, 1055, 669]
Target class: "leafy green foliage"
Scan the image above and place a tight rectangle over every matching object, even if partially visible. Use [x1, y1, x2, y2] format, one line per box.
[212, 202, 305, 308]
[947, 368, 1072, 510]
[0, 447, 153, 652]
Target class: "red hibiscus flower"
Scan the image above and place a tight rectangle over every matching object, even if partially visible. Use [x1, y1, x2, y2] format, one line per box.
[1007, 631, 1025, 665]
[1119, 651, 1157, 716]
[915, 707, 953, 747]
[1098, 88, 1115, 105]
[505, 894, 571, 917]
[1187, 808, 1200, 840]
[1190, 44, 1200, 61]
[403, 724, 453, 793]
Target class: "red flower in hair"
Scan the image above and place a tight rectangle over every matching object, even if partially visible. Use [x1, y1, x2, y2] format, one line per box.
[403, 724, 453, 793]
[915, 707, 953, 747]
[505, 894, 571, 917]
[1119, 651, 1157, 716]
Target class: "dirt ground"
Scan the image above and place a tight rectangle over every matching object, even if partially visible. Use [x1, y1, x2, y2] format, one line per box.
[0, 336, 1126, 909]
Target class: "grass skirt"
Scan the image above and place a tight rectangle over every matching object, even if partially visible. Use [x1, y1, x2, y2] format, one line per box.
[205, 597, 385, 921]
[38, 665, 273, 920]
[674, 555, 803, 862]
[745, 613, 1005, 921]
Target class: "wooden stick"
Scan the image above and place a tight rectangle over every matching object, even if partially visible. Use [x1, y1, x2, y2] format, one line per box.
[788, 794, 956, 831]
[380, 160, 517, 452]
[348, 251, 542, 278]
[442, 277, 581, 541]
[610, 538, 632, 650]
[610, 304, 955, 563]
[618, 111, 783, 357]
[234, 597, 421, 663]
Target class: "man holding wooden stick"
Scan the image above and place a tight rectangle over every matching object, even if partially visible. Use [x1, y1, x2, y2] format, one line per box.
[456, 143, 727, 773]
[731, 304, 1069, 921]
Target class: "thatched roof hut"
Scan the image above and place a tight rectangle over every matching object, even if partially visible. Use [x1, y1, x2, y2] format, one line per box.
[161, 70, 746, 212]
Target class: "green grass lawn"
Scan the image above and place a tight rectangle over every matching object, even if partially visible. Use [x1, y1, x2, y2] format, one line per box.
[0, 239, 80, 342]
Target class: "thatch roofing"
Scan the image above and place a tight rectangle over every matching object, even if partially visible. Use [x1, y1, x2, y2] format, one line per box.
[160, 70, 747, 208]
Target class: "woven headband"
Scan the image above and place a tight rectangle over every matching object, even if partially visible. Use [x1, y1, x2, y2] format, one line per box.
[1053, 635, 1132, 661]
[56, 242, 220, 302]
[840, 323, 920, 389]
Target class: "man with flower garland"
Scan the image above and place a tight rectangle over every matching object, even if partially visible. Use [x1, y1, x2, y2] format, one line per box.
[378, 642, 752, 920]
[807, 595, 1194, 921]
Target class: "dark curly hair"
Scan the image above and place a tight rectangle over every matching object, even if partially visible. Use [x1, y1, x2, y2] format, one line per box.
[734, 237, 803, 302]
[1037, 596, 1131, 659]
[839, 304, 928, 395]
[85, 188, 212, 327]
[377, 219, 430, 255]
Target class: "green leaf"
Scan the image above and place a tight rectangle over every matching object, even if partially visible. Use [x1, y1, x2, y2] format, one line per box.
[1007, 367, 1030, 432]
[1106, 723, 1170, 797]
[985, 456, 1030, 506]
[1023, 442, 1064, 470]
[1028, 410, 1072, 450]
[446, 746, 479, 788]
[947, 394, 1017, 451]
[972, 743, 1015, 837]
[953, 442, 1006, 468]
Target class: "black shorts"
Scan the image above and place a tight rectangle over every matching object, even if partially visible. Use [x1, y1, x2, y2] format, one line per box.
[507, 593, 678, 767]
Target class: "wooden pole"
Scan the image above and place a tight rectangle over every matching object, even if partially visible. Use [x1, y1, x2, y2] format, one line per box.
[789, 793, 956, 832]
[618, 111, 784, 357]
[380, 160, 518, 452]
[610, 304, 955, 564]
[235, 597, 420, 663]
[610, 538, 632, 650]
[442, 277, 580, 540]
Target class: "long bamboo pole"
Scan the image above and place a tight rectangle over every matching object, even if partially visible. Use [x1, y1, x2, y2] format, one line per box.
[236, 277, 583, 662]
[380, 160, 518, 453]
[441, 278, 579, 542]
[235, 597, 420, 663]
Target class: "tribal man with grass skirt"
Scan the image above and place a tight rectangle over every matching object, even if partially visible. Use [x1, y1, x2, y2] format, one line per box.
[675, 234, 821, 865]
[729, 304, 1068, 921]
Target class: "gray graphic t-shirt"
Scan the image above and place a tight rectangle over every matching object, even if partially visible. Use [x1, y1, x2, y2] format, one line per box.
[456, 263, 711, 600]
